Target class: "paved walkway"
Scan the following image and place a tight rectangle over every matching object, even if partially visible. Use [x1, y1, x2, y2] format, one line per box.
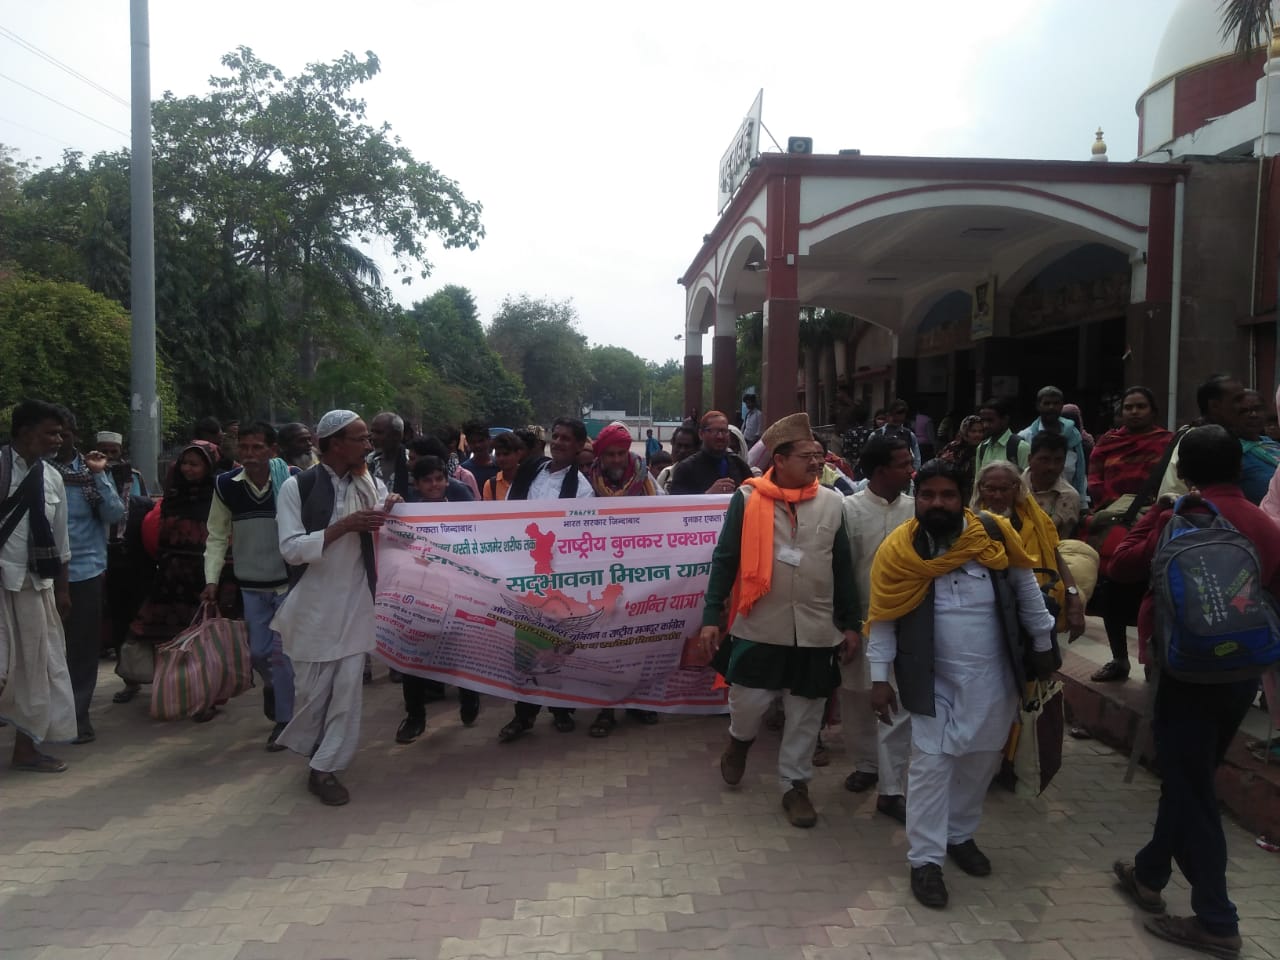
[2, 662, 1278, 960]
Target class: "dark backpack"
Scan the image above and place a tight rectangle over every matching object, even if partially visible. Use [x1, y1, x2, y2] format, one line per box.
[1151, 497, 1280, 682]
[1005, 434, 1024, 465]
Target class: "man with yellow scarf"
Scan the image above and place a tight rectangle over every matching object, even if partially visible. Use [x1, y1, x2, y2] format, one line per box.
[867, 459, 1057, 909]
[699, 412, 861, 829]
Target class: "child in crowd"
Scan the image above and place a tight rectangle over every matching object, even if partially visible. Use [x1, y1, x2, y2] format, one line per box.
[397, 454, 481, 741]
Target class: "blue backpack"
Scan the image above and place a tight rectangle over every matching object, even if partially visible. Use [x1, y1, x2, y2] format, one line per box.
[1150, 497, 1280, 682]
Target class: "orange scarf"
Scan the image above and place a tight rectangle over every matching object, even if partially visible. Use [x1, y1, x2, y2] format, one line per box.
[735, 469, 819, 617]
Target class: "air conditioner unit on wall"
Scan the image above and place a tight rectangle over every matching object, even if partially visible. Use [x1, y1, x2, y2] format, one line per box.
[787, 137, 813, 155]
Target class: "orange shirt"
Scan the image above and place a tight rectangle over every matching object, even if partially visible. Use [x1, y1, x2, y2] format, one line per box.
[483, 474, 513, 501]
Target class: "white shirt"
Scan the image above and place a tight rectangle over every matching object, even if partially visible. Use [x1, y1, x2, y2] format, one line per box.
[868, 560, 1054, 755]
[272, 466, 387, 662]
[842, 488, 915, 621]
[0, 454, 70, 592]
[527, 463, 594, 500]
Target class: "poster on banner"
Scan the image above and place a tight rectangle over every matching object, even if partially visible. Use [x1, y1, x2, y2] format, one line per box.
[373, 496, 733, 714]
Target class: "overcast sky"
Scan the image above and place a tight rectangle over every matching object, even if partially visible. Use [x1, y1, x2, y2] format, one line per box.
[1, 0, 1174, 365]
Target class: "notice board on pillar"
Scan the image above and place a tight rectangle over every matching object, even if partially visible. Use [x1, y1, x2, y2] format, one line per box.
[971, 276, 996, 340]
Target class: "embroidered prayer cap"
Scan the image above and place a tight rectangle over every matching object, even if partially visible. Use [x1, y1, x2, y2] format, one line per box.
[594, 422, 632, 452]
[317, 409, 361, 439]
[760, 412, 814, 455]
[96, 431, 123, 445]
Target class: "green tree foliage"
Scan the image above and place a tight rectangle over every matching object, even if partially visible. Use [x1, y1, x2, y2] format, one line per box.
[0, 274, 178, 436]
[586, 345, 648, 414]
[0, 46, 492, 429]
[487, 296, 590, 425]
[409, 286, 532, 427]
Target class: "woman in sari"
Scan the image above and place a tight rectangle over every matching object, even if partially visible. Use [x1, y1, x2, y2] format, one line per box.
[937, 414, 984, 504]
[970, 461, 1086, 640]
[115, 440, 236, 716]
[1085, 386, 1173, 681]
[1237, 389, 1280, 505]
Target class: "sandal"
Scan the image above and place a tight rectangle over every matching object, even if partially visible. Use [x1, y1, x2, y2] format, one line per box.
[1091, 660, 1131, 683]
[589, 711, 617, 738]
[192, 705, 220, 723]
[552, 713, 576, 733]
[12, 752, 67, 774]
[498, 717, 533, 743]
[1113, 860, 1166, 914]
[627, 709, 660, 725]
[112, 684, 139, 704]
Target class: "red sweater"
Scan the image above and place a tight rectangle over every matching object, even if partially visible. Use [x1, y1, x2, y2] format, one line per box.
[1106, 484, 1280, 661]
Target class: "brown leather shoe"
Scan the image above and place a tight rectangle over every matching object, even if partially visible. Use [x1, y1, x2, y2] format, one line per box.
[308, 771, 350, 806]
[719, 735, 753, 785]
[782, 782, 817, 828]
[1142, 915, 1241, 959]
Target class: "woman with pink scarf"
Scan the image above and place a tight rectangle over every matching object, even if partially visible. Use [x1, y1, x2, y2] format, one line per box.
[1257, 389, 1280, 738]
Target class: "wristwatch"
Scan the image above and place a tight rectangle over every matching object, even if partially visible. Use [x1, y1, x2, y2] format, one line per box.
[1065, 586, 1080, 598]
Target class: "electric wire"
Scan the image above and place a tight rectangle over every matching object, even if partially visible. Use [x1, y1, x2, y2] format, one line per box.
[0, 26, 129, 107]
[0, 71, 128, 138]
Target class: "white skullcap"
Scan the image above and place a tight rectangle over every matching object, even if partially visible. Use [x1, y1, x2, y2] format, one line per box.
[316, 409, 360, 439]
[96, 431, 124, 445]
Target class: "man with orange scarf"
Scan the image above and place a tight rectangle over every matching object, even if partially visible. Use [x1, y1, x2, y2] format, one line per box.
[698, 413, 861, 829]
[867, 459, 1056, 910]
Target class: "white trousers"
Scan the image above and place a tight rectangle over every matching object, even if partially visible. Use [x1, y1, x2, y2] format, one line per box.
[838, 685, 912, 796]
[906, 746, 1003, 868]
[276, 653, 365, 773]
[728, 685, 827, 791]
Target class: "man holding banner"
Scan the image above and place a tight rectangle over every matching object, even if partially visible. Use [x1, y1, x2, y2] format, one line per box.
[699, 412, 861, 829]
[272, 410, 394, 806]
[585, 422, 660, 737]
[498, 417, 594, 742]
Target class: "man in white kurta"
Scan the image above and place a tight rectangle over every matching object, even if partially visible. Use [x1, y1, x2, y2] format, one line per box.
[272, 410, 391, 806]
[867, 460, 1055, 910]
[0, 401, 76, 773]
[839, 434, 915, 821]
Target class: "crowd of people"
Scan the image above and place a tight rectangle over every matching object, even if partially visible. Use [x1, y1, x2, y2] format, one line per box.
[1, 370, 1277, 959]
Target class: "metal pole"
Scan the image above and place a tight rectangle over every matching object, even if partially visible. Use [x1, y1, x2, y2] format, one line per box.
[1166, 178, 1185, 429]
[129, 0, 159, 489]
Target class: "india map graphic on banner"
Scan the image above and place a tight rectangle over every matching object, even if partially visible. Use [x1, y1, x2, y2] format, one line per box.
[374, 496, 733, 713]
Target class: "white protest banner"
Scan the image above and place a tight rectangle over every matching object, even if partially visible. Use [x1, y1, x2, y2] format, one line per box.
[374, 496, 732, 714]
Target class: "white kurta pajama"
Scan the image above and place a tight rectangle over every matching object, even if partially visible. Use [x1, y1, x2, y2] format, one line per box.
[868, 560, 1054, 868]
[840, 489, 914, 795]
[0, 454, 75, 745]
[272, 466, 386, 773]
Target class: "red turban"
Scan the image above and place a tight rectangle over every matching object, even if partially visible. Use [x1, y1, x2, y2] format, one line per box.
[594, 423, 632, 452]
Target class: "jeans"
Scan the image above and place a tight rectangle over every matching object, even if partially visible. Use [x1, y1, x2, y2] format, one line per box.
[241, 590, 294, 722]
[1133, 673, 1257, 937]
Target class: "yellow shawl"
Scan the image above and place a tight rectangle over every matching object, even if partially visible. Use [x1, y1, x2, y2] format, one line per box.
[867, 509, 1033, 626]
[1011, 496, 1065, 628]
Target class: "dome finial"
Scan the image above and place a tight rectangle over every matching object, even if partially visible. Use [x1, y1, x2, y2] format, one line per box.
[1091, 127, 1108, 162]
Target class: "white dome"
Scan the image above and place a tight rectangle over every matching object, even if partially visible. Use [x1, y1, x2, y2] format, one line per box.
[1148, 0, 1267, 87]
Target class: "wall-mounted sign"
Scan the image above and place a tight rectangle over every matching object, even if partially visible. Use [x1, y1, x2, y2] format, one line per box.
[971, 275, 997, 340]
[718, 90, 763, 214]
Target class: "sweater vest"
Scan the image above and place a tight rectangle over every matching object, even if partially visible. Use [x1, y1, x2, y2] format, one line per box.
[214, 469, 288, 589]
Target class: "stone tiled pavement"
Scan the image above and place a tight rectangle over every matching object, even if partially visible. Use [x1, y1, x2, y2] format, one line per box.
[2, 663, 1279, 960]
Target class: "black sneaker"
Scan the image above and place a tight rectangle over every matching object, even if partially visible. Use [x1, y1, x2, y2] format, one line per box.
[265, 721, 288, 752]
[911, 864, 948, 909]
[946, 839, 992, 877]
